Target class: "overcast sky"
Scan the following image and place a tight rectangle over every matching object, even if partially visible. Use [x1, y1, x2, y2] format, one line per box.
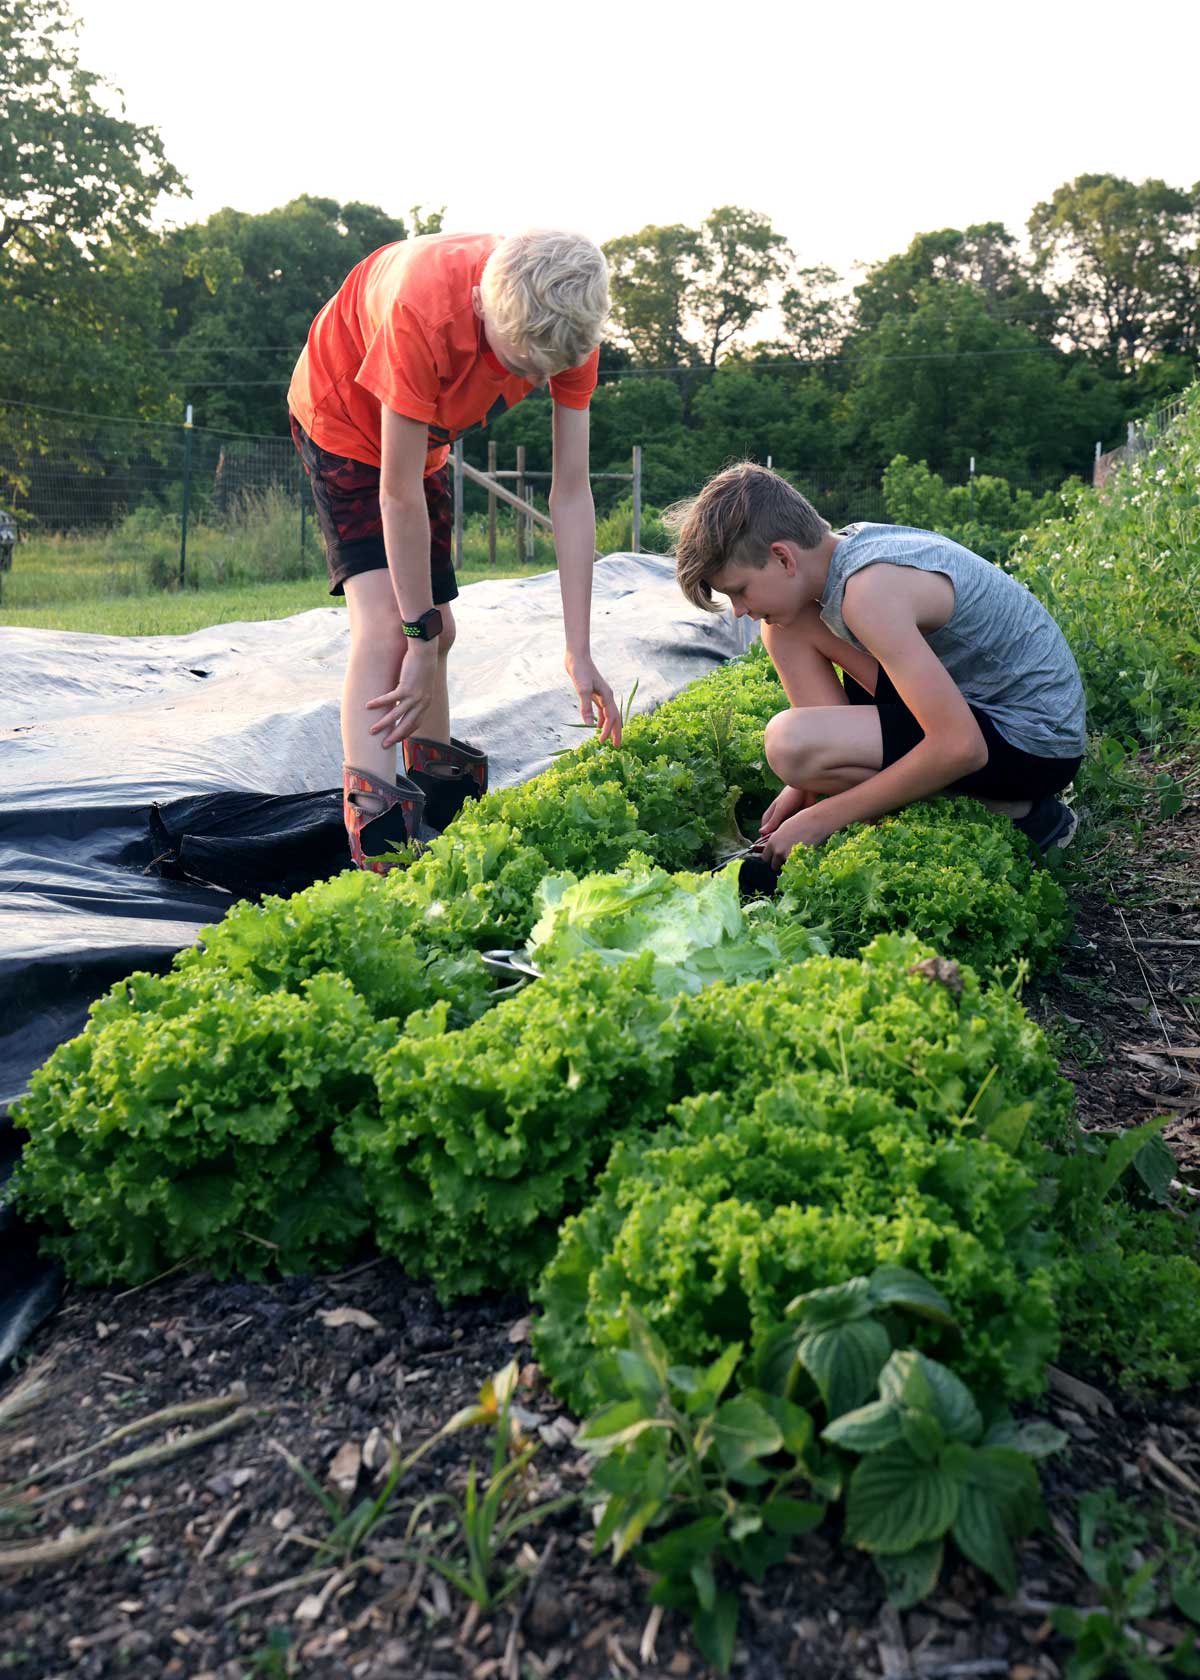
[77, 0, 1199, 280]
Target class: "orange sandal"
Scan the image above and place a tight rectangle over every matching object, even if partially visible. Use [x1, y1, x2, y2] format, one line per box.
[342, 764, 426, 873]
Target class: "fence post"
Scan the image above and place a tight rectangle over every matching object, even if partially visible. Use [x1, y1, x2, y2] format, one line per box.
[487, 440, 497, 565]
[452, 438, 464, 571]
[179, 403, 194, 589]
[515, 446, 526, 561]
[968, 455, 976, 523]
[631, 446, 642, 554]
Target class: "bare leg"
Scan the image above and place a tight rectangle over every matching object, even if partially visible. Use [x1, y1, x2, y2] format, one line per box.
[422, 603, 455, 745]
[764, 705, 885, 794]
[343, 573, 404, 777]
[765, 705, 1037, 822]
[342, 574, 454, 774]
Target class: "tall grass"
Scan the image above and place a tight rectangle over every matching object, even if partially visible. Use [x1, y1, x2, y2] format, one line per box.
[1, 492, 574, 612]
[0, 493, 579, 633]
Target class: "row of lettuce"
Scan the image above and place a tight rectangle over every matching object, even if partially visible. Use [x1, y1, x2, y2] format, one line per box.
[13, 636, 1198, 1651]
[14, 648, 1075, 1292]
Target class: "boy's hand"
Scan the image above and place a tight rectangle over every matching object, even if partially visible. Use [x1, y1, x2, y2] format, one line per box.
[567, 652, 622, 746]
[368, 641, 438, 747]
[759, 783, 819, 837]
[760, 806, 838, 868]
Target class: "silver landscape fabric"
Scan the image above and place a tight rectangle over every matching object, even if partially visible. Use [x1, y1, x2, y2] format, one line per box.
[0, 554, 754, 1110]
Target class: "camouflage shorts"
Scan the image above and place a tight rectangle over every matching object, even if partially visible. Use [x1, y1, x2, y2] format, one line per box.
[289, 415, 457, 603]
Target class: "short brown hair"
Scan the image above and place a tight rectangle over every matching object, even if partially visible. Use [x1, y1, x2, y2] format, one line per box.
[664, 462, 829, 610]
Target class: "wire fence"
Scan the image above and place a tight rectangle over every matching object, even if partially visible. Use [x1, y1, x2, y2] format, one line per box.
[0, 397, 1067, 583]
[0, 401, 306, 533]
[1092, 392, 1194, 488]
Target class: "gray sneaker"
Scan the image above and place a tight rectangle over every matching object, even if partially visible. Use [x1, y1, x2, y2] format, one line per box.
[1015, 795, 1078, 853]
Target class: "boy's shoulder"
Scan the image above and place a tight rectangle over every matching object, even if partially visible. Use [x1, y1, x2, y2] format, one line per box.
[839, 522, 968, 556]
[833, 523, 997, 585]
[362, 232, 499, 332]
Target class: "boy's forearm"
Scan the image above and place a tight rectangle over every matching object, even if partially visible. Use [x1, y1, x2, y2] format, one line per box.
[380, 497, 432, 620]
[549, 486, 596, 658]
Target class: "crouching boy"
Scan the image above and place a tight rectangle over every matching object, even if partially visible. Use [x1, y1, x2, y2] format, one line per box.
[667, 463, 1086, 864]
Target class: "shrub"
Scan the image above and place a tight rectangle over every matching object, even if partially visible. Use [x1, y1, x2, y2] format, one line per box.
[595, 496, 672, 557]
[1012, 383, 1200, 744]
[883, 455, 1066, 568]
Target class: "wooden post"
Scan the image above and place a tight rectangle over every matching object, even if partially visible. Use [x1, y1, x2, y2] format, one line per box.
[452, 438, 464, 571]
[179, 403, 194, 588]
[631, 445, 642, 554]
[487, 440, 497, 566]
[515, 445, 526, 562]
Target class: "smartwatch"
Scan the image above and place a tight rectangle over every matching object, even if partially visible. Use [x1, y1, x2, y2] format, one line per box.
[402, 607, 444, 642]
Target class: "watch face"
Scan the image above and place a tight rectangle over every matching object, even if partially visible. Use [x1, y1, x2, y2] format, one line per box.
[404, 608, 443, 640]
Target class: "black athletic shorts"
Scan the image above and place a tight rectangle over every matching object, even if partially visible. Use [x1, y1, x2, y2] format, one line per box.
[289, 415, 459, 604]
[843, 667, 1081, 801]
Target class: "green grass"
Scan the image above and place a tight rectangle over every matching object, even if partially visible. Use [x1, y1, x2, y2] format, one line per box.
[3, 577, 341, 635]
[0, 564, 550, 636]
[0, 489, 557, 635]
[0, 483, 675, 637]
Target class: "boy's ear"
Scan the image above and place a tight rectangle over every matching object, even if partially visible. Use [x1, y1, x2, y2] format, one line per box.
[770, 540, 798, 575]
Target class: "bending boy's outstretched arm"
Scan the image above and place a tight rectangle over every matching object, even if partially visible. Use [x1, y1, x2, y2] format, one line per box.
[550, 402, 621, 745]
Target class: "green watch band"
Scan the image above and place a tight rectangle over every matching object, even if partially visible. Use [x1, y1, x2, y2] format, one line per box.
[402, 607, 443, 642]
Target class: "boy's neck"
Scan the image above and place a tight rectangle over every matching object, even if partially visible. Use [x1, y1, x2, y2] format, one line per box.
[796, 531, 841, 604]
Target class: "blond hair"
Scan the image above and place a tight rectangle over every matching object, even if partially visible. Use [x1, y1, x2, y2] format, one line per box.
[665, 463, 830, 611]
[480, 230, 609, 377]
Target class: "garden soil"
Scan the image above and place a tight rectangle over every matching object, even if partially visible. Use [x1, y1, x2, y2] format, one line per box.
[1, 792, 1197, 1679]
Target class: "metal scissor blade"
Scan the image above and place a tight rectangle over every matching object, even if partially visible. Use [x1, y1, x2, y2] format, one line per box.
[709, 842, 765, 874]
[711, 843, 781, 897]
[480, 948, 544, 982]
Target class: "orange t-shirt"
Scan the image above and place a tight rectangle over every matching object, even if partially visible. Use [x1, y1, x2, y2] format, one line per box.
[287, 231, 599, 476]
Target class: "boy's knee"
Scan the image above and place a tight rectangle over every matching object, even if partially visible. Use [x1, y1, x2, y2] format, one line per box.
[436, 608, 456, 658]
[763, 711, 787, 772]
[351, 607, 406, 664]
[764, 709, 815, 779]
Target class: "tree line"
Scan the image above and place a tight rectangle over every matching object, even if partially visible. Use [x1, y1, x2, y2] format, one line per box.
[3, 0, 1198, 521]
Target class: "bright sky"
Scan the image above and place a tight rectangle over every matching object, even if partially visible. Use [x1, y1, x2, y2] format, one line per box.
[77, 0, 1199, 280]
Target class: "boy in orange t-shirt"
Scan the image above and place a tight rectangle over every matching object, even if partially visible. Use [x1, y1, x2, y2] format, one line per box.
[288, 228, 620, 869]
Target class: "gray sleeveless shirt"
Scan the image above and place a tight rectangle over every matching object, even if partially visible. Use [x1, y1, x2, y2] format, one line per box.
[819, 523, 1087, 758]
